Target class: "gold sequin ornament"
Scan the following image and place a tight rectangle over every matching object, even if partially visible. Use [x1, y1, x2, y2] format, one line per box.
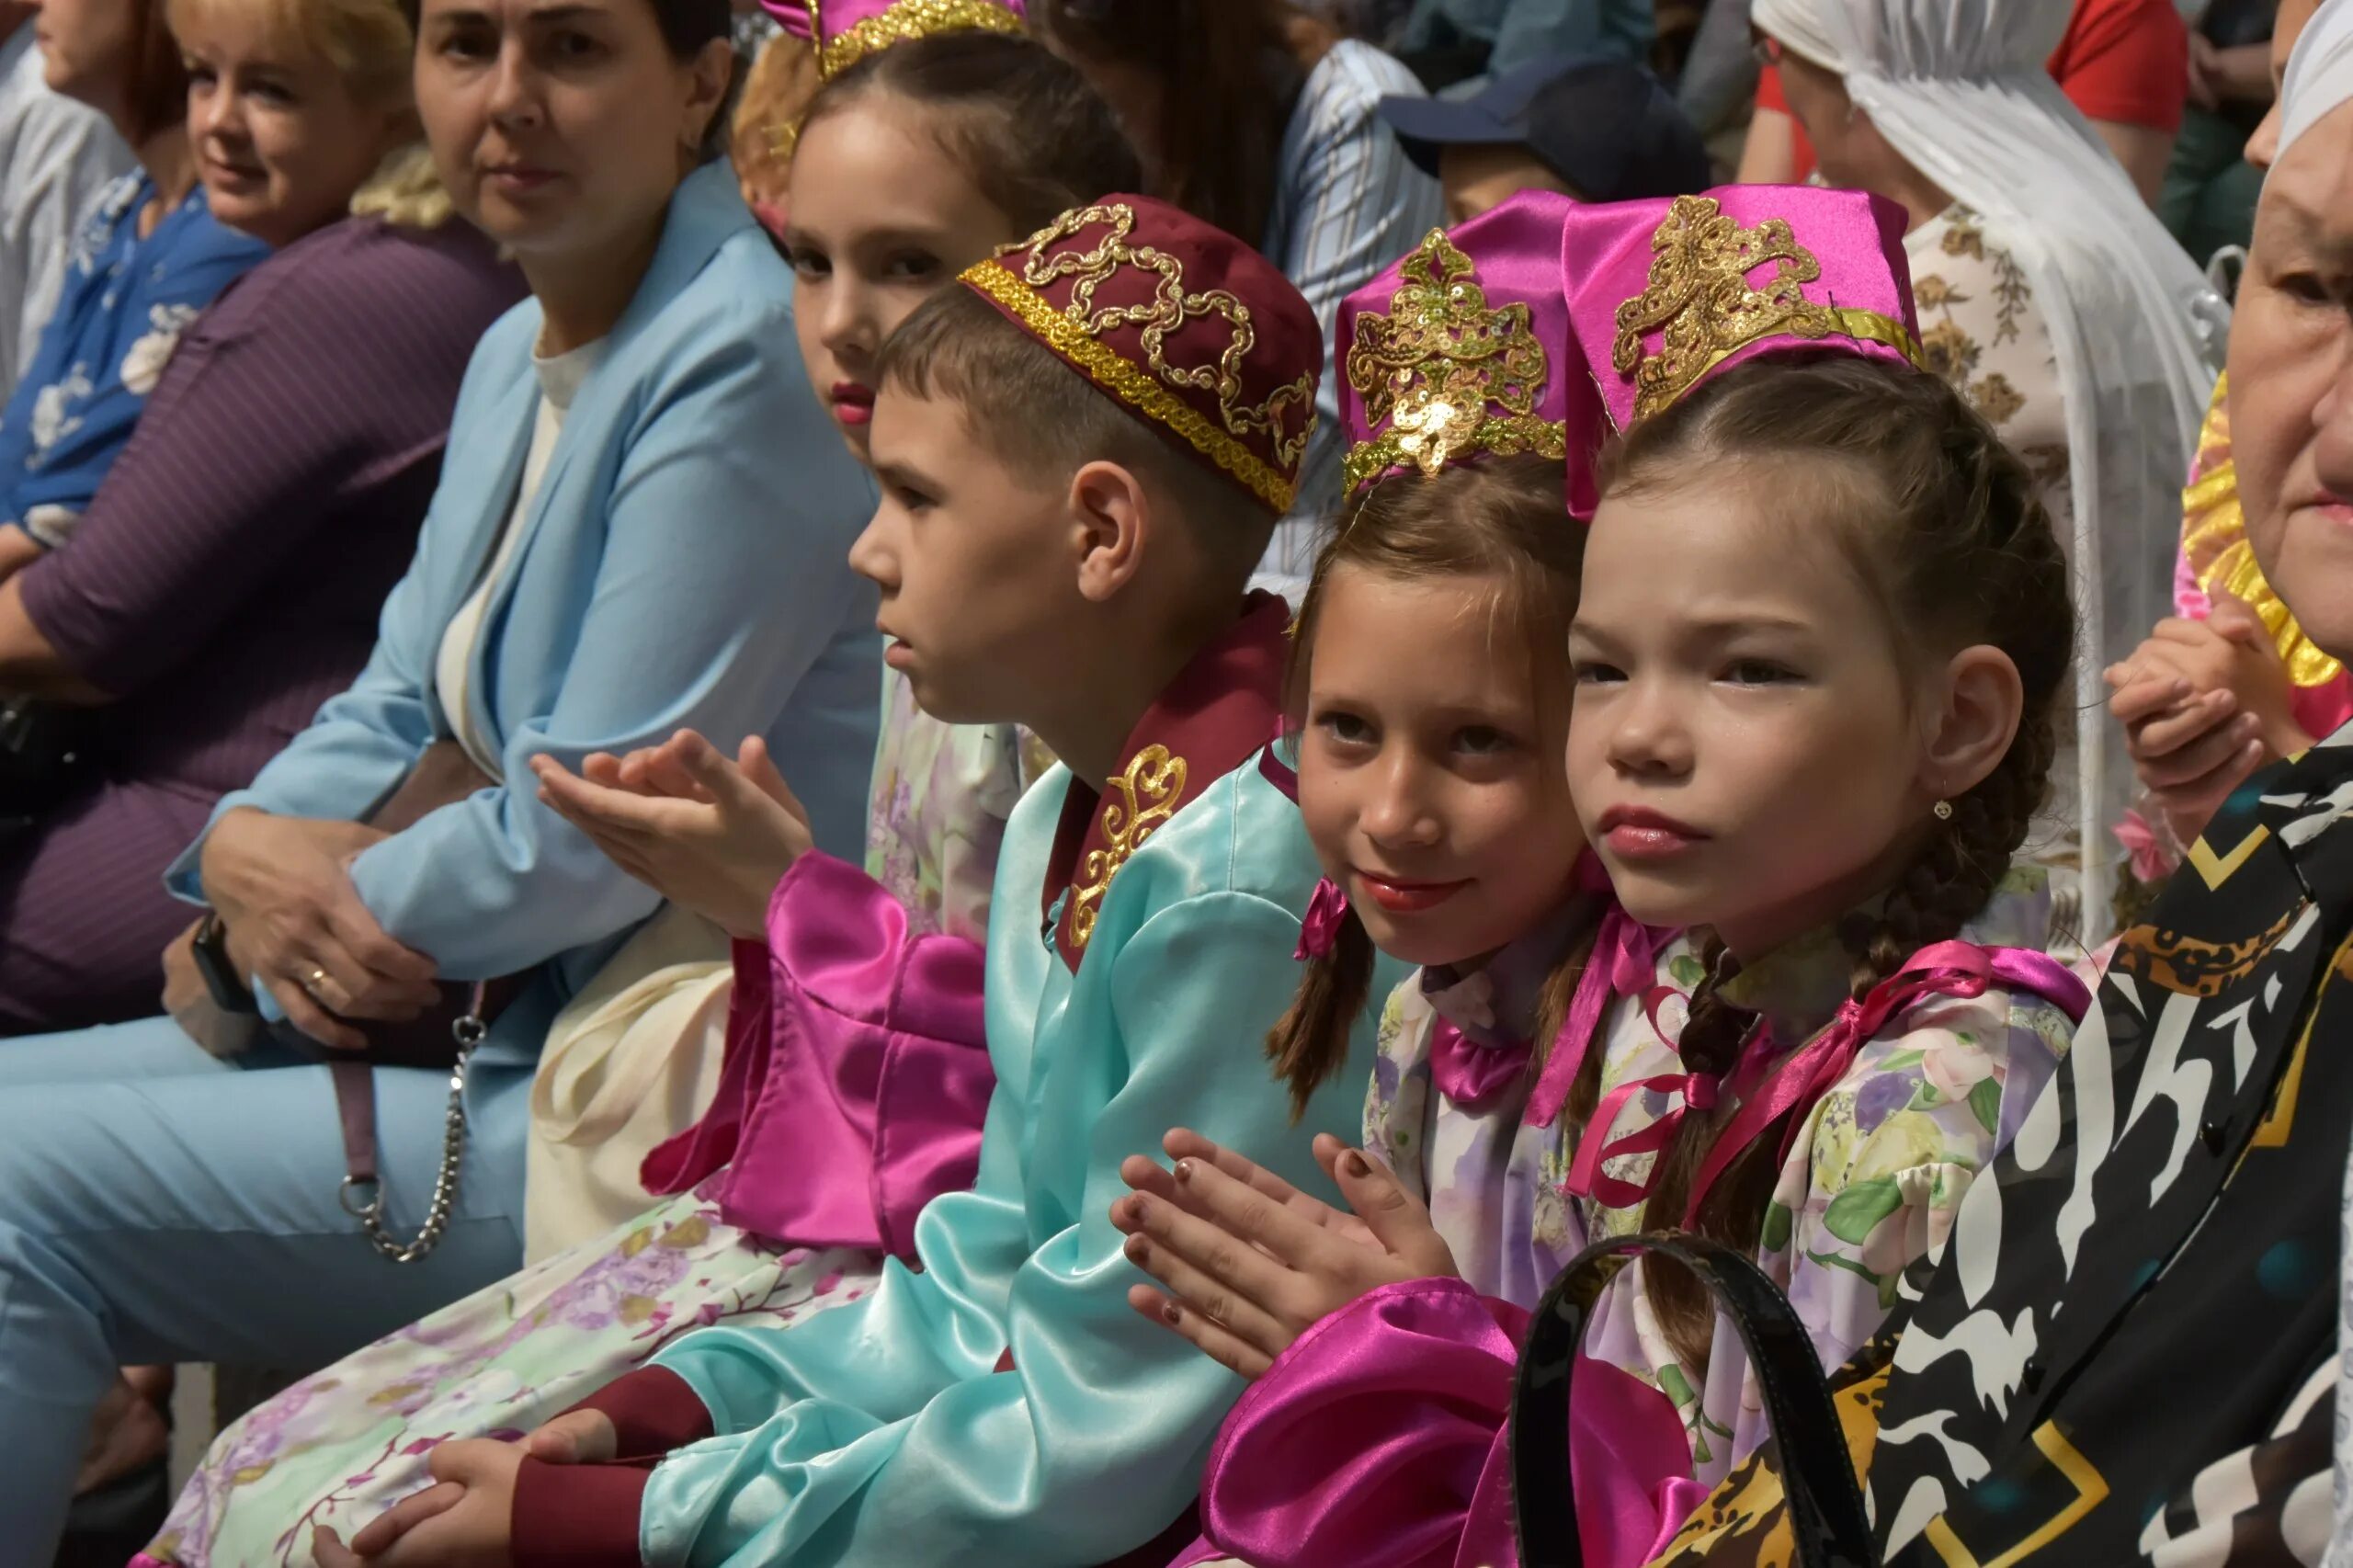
[807, 0, 1026, 80]
[1067, 744, 1188, 951]
[1341, 227, 1567, 492]
[1614, 195, 1927, 424]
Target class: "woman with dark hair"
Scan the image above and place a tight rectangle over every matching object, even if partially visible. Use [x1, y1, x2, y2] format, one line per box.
[1036, 0, 1440, 585]
[0, 0, 266, 568]
[0, 0, 879, 1549]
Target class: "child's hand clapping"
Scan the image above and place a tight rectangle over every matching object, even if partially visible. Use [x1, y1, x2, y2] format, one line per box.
[1110, 1129, 1460, 1379]
[532, 729, 813, 940]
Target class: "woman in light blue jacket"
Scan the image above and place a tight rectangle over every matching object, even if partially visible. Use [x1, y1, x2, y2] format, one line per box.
[0, 0, 878, 1551]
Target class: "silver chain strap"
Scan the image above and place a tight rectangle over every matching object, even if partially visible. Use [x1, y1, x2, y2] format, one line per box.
[338, 1010, 486, 1264]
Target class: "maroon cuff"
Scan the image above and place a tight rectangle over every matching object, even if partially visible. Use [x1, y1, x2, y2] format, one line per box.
[511, 1457, 651, 1568]
[564, 1368, 713, 1456]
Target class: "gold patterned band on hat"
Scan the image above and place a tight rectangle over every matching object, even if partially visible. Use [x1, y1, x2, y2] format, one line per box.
[1614, 194, 1928, 424]
[1341, 228, 1567, 491]
[811, 0, 1026, 80]
[959, 201, 1316, 515]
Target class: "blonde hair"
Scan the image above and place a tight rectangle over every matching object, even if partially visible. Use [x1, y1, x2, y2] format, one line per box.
[165, 0, 453, 227]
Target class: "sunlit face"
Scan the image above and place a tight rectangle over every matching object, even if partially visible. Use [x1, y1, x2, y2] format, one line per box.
[35, 0, 139, 112]
[851, 383, 1081, 725]
[1567, 473, 1941, 957]
[180, 4, 406, 247]
[414, 0, 727, 264]
[1769, 45, 1904, 203]
[2233, 99, 2353, 661]
[1297, 564, 1585, 968]
[1438, 142, 1573, 225]
[784, 94, 1018, 461]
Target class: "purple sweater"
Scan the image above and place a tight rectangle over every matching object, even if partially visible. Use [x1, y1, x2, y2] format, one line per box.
[17, 212, 523, 799]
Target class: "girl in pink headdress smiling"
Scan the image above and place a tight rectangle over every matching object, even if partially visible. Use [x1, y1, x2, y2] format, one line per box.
[1119, 187, 2093, 1568]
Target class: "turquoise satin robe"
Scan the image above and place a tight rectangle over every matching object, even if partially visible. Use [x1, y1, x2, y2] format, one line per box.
[640, 749, 1403, 1565]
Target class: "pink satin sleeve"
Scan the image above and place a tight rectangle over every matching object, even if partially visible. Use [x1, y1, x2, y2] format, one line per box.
[638, 850, 995, 1262]
[1188, 1278, 1529, 1568]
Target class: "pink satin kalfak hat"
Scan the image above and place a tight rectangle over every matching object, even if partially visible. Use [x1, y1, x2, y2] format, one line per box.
[1558, 184, 1927, 517]
[764, 0, 1027, 80]
[1336, 189, 1587, 494]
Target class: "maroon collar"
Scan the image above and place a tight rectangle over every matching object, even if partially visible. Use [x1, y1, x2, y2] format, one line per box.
[1040, 591, 1292, 971]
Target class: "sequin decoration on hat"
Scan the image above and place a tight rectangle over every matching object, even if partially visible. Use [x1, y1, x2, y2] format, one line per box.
[961, 196, 1322, 515]
[1338, 190, 1579, 493]
[769, 0, 1028, 81]
[1562, 186, 1927, 441]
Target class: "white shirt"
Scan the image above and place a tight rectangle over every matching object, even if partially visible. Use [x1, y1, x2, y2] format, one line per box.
[434, 337, 605, 774]
[0, 22, 132, 403]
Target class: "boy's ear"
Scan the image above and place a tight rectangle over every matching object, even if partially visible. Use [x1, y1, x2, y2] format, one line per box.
[1069, 460, 1153, 605]
[1921, 643, 2025, 804]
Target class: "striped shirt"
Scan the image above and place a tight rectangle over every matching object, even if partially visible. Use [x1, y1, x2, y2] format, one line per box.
[1259, 37, 1444, 590]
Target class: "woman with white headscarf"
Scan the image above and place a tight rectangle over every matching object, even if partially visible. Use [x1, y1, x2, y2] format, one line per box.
[1752, 0, 2227, 943]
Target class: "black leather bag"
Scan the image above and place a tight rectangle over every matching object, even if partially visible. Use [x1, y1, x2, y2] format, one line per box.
[1507, 1233, 1878, 1568]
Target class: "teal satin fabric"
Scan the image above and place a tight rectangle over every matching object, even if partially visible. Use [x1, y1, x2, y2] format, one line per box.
[642, 753, 1405, 1565]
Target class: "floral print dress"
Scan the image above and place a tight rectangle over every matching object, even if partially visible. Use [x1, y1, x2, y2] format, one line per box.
[0, 174, 265, 548]
[139, 672, 1045, 1568]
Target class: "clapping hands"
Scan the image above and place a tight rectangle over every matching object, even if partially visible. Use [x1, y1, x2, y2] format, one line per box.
[532, 730, 813, 941]
[1110, 1129, 1460, 1380]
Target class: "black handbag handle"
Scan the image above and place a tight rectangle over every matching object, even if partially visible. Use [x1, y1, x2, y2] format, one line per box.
[1508, 1232, 1878, 1568]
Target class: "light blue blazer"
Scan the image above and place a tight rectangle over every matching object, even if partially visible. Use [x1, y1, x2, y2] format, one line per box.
[166, 162, 881, 1067]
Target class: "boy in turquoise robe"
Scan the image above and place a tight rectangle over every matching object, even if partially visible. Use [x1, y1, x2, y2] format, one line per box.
[336, 198, 1399, 1568]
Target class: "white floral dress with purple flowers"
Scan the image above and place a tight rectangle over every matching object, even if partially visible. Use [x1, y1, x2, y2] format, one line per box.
[139, 672, 1044, 1568]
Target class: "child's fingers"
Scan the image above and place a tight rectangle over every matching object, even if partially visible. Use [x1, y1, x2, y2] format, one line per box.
[346, 1481, 466, 1555]
[1166, 1155, 1350, 1271]
[1331, 1148, 1454, 1274]
[1117, 1153, 1183, 1206]
[312, 1528, 364, 1568]
[2105, 675, 2192, 723]
[1164, 1127, 1309, 1209]
[1126, 1284, 1277, 1379]
[1119, 1194, 1294, 1335]
[526, 1410, 618, 1465]
[738, 735, 809, 821]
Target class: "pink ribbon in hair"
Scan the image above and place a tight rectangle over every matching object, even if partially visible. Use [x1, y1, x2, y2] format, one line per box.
[1294, 877, 1350, 961]
[1677, 939, 2091, 1228]
[1559, 981, 1720, 1211]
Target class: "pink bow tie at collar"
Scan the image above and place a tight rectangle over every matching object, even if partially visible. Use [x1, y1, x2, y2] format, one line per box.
[1294, 876, 1349, 961]
[1523, 903, 1665, 1131]
[1678, 939, 2091, 1228]
[1429, 1019, 1533, 1107]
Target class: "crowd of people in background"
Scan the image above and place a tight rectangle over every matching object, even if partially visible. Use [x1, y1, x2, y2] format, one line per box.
[0, 0, 2345, 1565]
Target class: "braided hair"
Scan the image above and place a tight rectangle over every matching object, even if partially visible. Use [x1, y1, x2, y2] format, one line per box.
[1266, 453, 1591, 1119]
[1593, 351, 2075, 1369]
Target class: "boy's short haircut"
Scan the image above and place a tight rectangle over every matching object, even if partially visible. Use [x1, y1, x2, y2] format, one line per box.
[876, 284, 1278, 573]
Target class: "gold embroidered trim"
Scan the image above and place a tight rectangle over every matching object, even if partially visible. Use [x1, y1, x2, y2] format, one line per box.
[1068, 744, 1188, 950]
[812, 0, 1025, 79]
[1341, 227, 1567, 491]
[1613, 194, 1927, 423]
[964, 256, 1302, 514]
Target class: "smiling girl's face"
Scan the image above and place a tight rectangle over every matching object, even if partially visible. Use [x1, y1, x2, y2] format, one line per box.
[1565, 468, 1941, 958]
[1296, 562, 1586, 970]
[783, 90, 1018, 461]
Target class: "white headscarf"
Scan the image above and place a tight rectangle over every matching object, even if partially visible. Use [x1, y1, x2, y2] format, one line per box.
[1752, 0, 2230, 936]
[2280, 0, 2353, 157]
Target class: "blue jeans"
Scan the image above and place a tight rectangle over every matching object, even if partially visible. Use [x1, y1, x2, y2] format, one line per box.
[0, 1017, 529, 1563]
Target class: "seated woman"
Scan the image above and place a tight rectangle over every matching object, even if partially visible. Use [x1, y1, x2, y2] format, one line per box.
[0, 0, 524, 1035]
[0, 0, 265, 567]
[0, 0, 880, 1551]
[138, 12, 1145, 1560]
[1752, 0, 2224, 941]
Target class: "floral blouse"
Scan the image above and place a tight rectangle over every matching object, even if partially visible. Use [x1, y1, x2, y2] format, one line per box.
[862, 665, 1051, 945]
[0, 174, 267, 549]
[1577, 865, 2078, 1483]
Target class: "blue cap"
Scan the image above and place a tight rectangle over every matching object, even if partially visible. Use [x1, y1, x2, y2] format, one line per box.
[1378, 54, 1711, 205]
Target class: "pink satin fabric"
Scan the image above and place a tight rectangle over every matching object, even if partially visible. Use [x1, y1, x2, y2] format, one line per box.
[639, 850, 994, 1263]
[1558, 186, 1919, 517]
[766, 0, 1027, 43]
[1295, 877, 1349, 960]
[1684, 940, 2091, 1226]
[1188, 1278, 1530, 1568]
